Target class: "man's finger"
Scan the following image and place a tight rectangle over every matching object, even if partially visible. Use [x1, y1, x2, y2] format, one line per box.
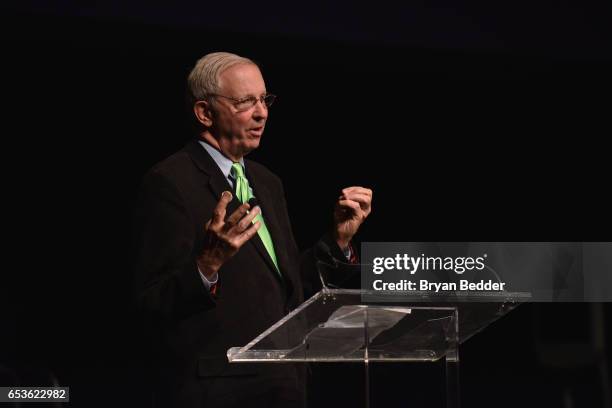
[225, 202, 251, 228]
[336, 199, 361, 213]
[341, 187, 373, 197]
[211, 191, 233, 228]
[341, 192, 372, 207]
[231, 206, 261, 234]
[235, 220, 262, 247]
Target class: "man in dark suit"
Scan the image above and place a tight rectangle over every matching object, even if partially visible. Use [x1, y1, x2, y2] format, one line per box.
[132, 52, 372, 407]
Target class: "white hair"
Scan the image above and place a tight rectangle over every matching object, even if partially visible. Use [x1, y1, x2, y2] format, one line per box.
[186, 51, 256, 106]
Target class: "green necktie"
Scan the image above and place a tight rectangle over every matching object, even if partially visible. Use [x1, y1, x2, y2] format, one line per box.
[231, 162, 280, 275]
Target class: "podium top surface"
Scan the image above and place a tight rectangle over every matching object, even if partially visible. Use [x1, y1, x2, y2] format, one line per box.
[227, 289, 528, 363]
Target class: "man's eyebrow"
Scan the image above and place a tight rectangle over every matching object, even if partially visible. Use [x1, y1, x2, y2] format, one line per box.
[239, 92, 267, 99]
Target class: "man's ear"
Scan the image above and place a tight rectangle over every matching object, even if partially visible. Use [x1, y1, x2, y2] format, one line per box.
[194, 100, 214, 127]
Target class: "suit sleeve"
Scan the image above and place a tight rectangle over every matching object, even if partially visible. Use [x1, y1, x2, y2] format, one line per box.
[272, 178, 359, 300]
[299, 231, 360, 299]
[132, 170, 215, 322]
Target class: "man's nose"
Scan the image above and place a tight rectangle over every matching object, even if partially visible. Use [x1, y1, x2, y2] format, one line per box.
[252, 99, 268, 120]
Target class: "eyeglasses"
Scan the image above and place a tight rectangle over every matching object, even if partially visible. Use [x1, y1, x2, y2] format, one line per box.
[208, 93, 276, 112]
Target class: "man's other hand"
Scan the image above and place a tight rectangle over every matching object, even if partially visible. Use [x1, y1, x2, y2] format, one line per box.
[333, 186, 373, 250]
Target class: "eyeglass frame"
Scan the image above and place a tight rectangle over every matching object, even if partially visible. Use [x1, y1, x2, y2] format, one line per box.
[205, 93, 276, 112]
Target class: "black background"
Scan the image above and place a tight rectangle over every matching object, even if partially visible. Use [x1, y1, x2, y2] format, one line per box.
[2, 2, 612, 407]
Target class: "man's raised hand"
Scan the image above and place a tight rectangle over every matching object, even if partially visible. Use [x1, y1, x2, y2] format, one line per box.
[333, 186, 373, 250]
[196, 191, 261, 279]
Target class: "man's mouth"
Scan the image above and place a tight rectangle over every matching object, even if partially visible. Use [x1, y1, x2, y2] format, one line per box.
[248, 126, 264, 136]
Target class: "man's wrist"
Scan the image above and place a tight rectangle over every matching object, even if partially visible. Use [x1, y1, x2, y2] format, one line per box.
[196, 259, 219, 280]
[336, 242, 350, 252]
[333, 231, 351, 252]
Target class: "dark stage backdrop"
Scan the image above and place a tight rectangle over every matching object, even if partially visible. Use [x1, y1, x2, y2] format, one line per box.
[2, 6, 611, 408]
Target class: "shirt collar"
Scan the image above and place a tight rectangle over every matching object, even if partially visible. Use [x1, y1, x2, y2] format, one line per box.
[198, 140, 245, 179]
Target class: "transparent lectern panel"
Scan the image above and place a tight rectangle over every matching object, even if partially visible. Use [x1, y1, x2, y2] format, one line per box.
[227, 289, 526, 363]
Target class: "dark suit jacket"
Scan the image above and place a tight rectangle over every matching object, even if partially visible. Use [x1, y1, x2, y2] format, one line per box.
[132, 139, 339, 407]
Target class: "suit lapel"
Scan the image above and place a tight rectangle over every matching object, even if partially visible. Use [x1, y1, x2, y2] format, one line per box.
[247, 164, 294, 292]
[185, 139, 242, 217]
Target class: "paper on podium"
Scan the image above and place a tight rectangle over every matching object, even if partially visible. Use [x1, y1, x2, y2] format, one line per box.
[286, 305, 412, 358]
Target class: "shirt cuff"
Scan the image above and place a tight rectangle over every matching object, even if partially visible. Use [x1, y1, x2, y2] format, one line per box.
[343, 242, 359, 264]
[198, 266, 219, 291]
[343, 245, 352, 259]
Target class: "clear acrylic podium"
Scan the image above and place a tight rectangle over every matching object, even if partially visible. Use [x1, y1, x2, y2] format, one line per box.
[228, 287, 529, 408]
